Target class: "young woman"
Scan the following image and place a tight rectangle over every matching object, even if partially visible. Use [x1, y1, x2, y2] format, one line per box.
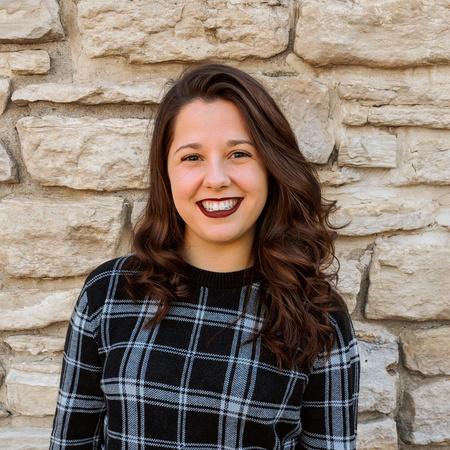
[50, 63, 360, 449]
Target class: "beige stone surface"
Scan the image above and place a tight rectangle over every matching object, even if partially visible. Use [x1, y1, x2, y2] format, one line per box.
[0, 196, 127, 277]
[342, 103, 450, 129]
[0, 50, 50, 76]
[336, 77, 450, 108]
[77, 0, 290, 63]
[0, 77, 11, 114]
[325, 186, 435, 236]
[399, 379, 450, 445]
[16, 115, 151, 191]
[338, 126, 397, 168]
[0, 0, 64, 43]
[12, 81, 167, 105]
[255, 74, 334, 164]
[0, 427, 51, 449]
[294, 0, 450, 67]
[357, 417, 398, 450]
[400, 326, 450, 376]
[5, 362, 61, 416]
[389, 128, 450, 185]
[366, 231, 450, 321]
[0, 288, 78, 330]
[4, 335, 65, 355]
[354, 321, 398, 415]
[316, 165, 362, 186]
[0, 140, 18, 183]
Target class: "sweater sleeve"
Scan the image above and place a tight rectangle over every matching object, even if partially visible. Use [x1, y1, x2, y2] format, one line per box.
[296, 309, 360, 450]
[49, 277, 106, 450]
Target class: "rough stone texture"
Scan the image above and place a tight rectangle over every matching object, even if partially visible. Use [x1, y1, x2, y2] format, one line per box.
[389, 128, 450, 185]
[338, 126, 397, 168]
[0, 288, 79, 330]
[0, 77, 11, 114]
[256, 74, 334, 164]
[366, 231, 450, 321]
[0, 196, 127, 277]
[4, 335, 65, 355]
[0, 140, 18, 183]
[357, 417, 398, 450]
[5, 362, 60, 416]
[77, 0, 290, 63]
[336, 77, 450, 108]
[0, 50, 50, 76]
[399, 379, 450, 445]
[0, 0, 64, 43]
[12, 81, 167, 105]
[436, 192, 450, 228]
[342, 103, 450, 129]
[294, 0, 450, 67]
[0, 427, 51, 449]
[354, 321, 398, 415]
[131, 199, 147, 229]
[316, 165, 362, 186]
[325, 186, 435, 236]
[400, 326, 450, 376]
[16, 116, 151, 191]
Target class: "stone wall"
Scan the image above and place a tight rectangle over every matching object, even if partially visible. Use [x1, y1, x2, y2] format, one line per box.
[0, 1, 449, 448]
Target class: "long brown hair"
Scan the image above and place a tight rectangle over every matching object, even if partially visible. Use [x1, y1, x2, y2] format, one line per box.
[122, 62, 349, 373]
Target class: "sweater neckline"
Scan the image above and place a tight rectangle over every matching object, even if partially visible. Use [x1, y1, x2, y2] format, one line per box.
[184, 261, 263, 289]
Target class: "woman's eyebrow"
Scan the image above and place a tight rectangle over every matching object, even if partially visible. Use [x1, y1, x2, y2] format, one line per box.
[175, 139, 254, 154]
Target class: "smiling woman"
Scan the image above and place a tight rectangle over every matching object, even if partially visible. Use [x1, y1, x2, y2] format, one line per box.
[166, 98, 269, 271]
[50, 63, 360, 450]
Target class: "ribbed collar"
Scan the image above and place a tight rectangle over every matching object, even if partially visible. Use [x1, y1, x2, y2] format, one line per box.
[184, 262, 263, 289]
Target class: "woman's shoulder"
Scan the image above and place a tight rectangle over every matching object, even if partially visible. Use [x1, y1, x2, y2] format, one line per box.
[82, 253, 137, 314]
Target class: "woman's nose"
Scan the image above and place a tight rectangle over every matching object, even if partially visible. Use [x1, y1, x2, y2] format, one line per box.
[203, 160, 231, 189]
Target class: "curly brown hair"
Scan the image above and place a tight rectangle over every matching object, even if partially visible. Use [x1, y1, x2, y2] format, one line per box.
[122, 62, 349, 374]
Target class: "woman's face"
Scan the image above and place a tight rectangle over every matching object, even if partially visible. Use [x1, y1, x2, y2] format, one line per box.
[167, 98, 268, 256]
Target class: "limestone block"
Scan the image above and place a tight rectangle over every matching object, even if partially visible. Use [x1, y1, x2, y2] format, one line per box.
[354, 321, 398, 415]
[16, 115, 150, 191]
[0, 140, 18, 183]
[255, 75, 334, 164]
[131, 199, 147, 229]
[12, 80, 167, 105]
[366, 231, 450, 321]
[338, 127, 397, 168]
[316, 165, 362, 187]
[436, 192, 450, 228]
[337, 78, 450, 108]
[342, 103, 450, 129]
[4, 335, 65, 355]
[0, 288, 78, 330]
[357, 417, 398, 450]
[0, 427, 51, 449]
[77, 0, 290, 63]
[0, 196, 126, 277]
[0, 77, 11, 114]
[0, 0, 64, 43]
[294, 0, 450, 67]
[5, 362, 61, 416]
[325, 186, 435, 236]
[400, 326, 450, 376]
[389, 128, 450, 185]
[0, 50, 50, 76]
[399, 379, 450, 445]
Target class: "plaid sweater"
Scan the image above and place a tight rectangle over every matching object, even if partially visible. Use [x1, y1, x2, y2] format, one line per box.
[49, 254, 360, 450]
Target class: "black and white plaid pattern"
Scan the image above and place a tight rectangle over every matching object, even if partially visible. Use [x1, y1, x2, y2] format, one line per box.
[50, 254, 360, 449]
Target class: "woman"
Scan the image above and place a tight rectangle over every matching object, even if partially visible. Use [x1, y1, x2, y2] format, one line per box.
[50, 63, 360, 449]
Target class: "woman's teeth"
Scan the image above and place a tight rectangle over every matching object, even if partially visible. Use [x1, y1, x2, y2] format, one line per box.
[201, 199, 239, 211]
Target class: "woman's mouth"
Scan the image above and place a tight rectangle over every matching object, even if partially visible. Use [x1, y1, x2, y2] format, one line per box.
[197, 198, 243, 218]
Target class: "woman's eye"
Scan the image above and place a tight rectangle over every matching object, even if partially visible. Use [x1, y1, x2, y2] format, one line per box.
[182, 155, 200, 162]
[231, 151, 251, 158]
